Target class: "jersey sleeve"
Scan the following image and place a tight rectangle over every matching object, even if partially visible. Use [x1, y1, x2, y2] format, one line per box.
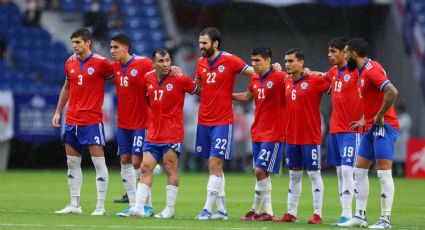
[315, 74, 331, 94]
[324, 67, 333, 82]
[231, 55, 249, 74]
[64, 61, 70, 80]
[181, 75, 198, 95]
[247, 79, 254, 93]
[366, 67, 390, 91]
[102, 59, 114, 79]
[195, 59, 202, 80]
[142, 58, 155, 73]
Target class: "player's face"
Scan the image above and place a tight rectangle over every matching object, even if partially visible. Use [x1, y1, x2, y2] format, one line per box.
[284, 54, 303, 75]
[251, 55, 270, 75]
[154, 53, 171, 76]
[110, 40, 128, 61]
[345, 46, 357, 71]
[71, 37, 90, 55]
[328, 47, 346, 66]
[199, 35, 216, 58]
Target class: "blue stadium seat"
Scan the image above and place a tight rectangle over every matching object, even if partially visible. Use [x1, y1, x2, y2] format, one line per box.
[61, 0, 81, 12]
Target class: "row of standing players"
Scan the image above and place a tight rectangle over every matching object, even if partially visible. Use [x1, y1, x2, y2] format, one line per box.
[51, 27, 399, 228]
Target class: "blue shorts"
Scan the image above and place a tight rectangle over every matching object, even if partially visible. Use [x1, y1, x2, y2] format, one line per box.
[358, 122, 399, 161]
[116, 128, 147, 156]
[285, 144, 322, 170]
[195, 124, 233, 160]
[252, 142, 285, 174]
[62, 123, 105, 154]
[327, 133, 361, 167]
[143, 141, 182, 163]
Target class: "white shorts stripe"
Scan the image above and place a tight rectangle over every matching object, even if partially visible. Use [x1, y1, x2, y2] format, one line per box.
[267, 143, 279, 172]
[225, 125, 233, 160]
[99, 123, 105, 145]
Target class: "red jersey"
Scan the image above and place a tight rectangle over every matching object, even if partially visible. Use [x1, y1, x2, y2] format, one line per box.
[248, 70, 287, 142]
[113, 55, 154, 130]
[285, 74, 331, 145]
[144, 71, 198, 143]
[326, 65, 363, 133]
[65, 53, 114, 125]
[358, 60, 400, 131]
[196, 51, 248, 125]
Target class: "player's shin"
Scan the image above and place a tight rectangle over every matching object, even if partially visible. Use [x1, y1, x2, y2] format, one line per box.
[121, 164, 136, 206]
[92, 156, 108, 210]
[377, 170, 394, 219]
[204, 175, 222, 212]
[354, 167, 369, 218]
[288, 170, 303, 216]
[308, 170, 324, 217]
[341, 165, 354, 218]
[67, 156, 82, 207]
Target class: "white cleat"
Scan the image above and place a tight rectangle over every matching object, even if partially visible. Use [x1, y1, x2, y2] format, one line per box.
[154, 209, 174, 219]
[338, 216, 368, 228]
[55, 204, 82, 214]
[128, 207, 146, 217]
[369, 219, 392, 229]
[91, 208, 106, 216]
[211, 211, 229, 220]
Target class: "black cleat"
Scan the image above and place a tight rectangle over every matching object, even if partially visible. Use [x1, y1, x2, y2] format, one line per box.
[114, 193, 129, 203]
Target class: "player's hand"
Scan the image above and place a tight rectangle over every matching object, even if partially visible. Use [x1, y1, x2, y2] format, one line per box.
[373, 114, 384, 126]
[349, 117, 366, 131]
[68, 53, 77, 61]
[52, 113, 61, 128]
[303, 68, 312, 76]
[170, 66, 182, 76]
[271, 62, 282, 72]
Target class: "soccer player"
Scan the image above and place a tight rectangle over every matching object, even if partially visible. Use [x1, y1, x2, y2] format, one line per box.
[339, 38, 399, 229]
[274, 49, 330, 224]
[194, 27, 255, 220]
[324, 37, 363, 225]
[126, 48, 198, 218]
[109, 33, 154, 216]
[52, 28, 113, 215]
[233, 46, 287, 221]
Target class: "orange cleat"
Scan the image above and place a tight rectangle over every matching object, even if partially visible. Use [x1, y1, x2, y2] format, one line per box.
[274, 212, 297, 222]
[307, 213, 322, 224]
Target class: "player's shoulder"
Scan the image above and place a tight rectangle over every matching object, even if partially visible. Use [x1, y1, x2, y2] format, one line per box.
[92, 53, 108, 60]
[134, 55, 152, 63]
[328, 65, 338, 73]
[145, 69, 156, 78]
[271, 70, 288, 78]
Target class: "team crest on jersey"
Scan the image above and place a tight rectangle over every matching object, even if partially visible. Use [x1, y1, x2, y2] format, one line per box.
[301, 82, 308, 89]
[344, 74, 350, 82]
[218, 65, 225, 73]
[360, 79, 365, 87]
[196, 146, 202, 152]
[87, 67, 95, 75]
[130, 69, 138, 77]
[166, 83, 173, 91]
[267, 81, 273, 89]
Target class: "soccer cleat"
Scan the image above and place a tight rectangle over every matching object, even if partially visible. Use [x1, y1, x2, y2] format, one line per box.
[127, 207, 146, 217]
[307, 213, 322, 224]
[338, 216, 368, 228]
[91, 208, 105, 216]
[116, 206, 132, 217]
[194, 209, 212, 220]
[113, 193, 129, 203]
[240, 211, 258, 221]
[274, 212, 298, 222]
[369, 218, 391, 229]
[54, 204, 82, 214]
[154, 209, 174, 219]
[330, 216, 350, 226]
[254, 212, 274, 221]
[144, 206, 154, 217]
[211, 210, 229, 220]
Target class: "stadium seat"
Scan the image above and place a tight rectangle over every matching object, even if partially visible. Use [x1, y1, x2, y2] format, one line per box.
[61, 0, 81, 12]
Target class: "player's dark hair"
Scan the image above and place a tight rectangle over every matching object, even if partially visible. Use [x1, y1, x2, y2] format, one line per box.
[152, 48, 169, 61]
[285, 48, 304, 61]
[252, 45, 272, 60]
[111, 33, 132, 52]
[70, 28, 92, 42]
[328, 37, 347, 51]
[347, 38, 369, 57]
[200, 27, 222, 49]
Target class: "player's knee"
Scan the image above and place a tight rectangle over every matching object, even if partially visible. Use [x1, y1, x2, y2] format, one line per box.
[120, 154, 131, 164]
[141, 162, 155, 174]
[254, 168, 268, 180]
[67, 156, 81, 169]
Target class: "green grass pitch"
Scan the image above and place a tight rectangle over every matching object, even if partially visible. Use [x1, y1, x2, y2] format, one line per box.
[0, 170, 424, 229]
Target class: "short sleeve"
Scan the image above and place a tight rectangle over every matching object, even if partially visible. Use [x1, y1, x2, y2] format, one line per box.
[195, 60, 202, 80]
[315, 74, 331, 94]
[142, 58, 154, 73]
[366, 67, 390, 91]
[180, 75, 198, 95]
[247, 78, 254, 93]
[231, 55, 249, 74]
[64, 61, 70, 80]
[102, 59, 114, 79]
